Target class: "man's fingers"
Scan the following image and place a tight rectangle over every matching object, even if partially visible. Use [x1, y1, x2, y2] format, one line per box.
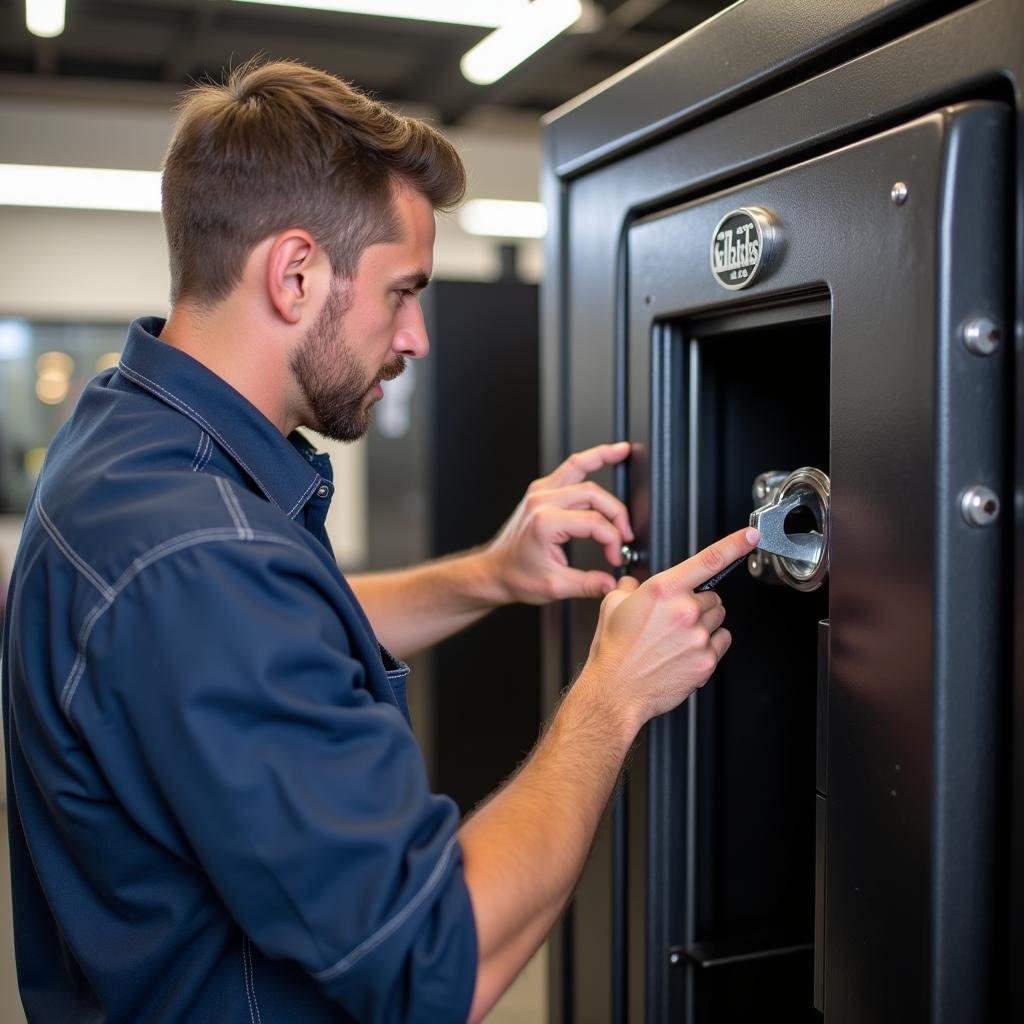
[616, 575, 640, 594]
[531, 484, 634, 543]
[540, 508, 625, 557]
[693, 590, 721, 615]
[560, 567, 619, 600]
[700, 601, 727, 635]
[663, 527, 760, 592]
[543, 442, 631, 490]
[602, 574, 638, 607]
[710, 626, 732, 660]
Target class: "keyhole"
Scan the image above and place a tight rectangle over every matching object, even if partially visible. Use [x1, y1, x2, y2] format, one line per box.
[784, 502, 820, 535]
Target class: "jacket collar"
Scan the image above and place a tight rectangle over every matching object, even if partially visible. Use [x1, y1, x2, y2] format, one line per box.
[118, 316, 326, 519]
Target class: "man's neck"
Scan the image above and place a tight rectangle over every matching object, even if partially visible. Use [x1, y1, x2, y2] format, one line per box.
[160, 302, 296, 435]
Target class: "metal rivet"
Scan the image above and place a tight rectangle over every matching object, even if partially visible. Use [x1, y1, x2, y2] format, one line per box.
[890, 181, 908, 205]
[669, 951, 681, 966]
[620, 544, 640, 566]
[962, 316, 1002, 356]
[316, 484, 330, 498]
[960, 485, 1000, 527]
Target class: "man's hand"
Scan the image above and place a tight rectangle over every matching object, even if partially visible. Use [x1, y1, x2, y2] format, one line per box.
[480, 441, 634, 605]
[348, 441, 632, 657]
[578, 525, 760, 734]
[462, 525, 760, 1022]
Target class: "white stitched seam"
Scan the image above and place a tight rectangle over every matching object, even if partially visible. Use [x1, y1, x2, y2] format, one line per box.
[198, 433, 214, 471]
[242, 937, 256, 1024]
[246, 938, 263, 1024]
[117, 361, 282, 511]
[190, 430, 206, 472]
[215, 477, 250, 540]
[230, 487, 254, 540]
[216, 477, 243, 533]
[285, 475, 319, 520]
[35, 494, 115, 602]
[58, 529, 308, 718]
[195, 432, 211, 472]
[216, 477, 244, 535]
[216, 477, 254, 541]
[313, 834, 459, 983]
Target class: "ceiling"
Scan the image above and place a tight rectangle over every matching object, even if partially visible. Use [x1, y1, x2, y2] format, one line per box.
[0, 0, 734, 125]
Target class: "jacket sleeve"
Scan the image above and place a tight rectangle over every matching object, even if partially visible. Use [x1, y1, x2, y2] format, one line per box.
[70, 534, 478, 1023]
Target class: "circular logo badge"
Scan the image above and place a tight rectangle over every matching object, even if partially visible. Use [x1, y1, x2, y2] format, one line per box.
[710, 207, 777, 290]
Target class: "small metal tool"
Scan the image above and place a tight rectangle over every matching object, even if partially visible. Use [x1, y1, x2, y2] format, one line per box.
[695, 555, 747, 592]
[749, 489, 824, 564]
[696, 484, 823, 593]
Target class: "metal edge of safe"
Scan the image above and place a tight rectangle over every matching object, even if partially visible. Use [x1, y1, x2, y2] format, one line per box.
[542, 0, 968, 179]
[929, 97, 1009, 1024]
[539, 1, 1024, 1022]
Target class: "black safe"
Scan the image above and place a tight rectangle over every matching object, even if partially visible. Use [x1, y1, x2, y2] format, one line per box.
[540, 2, 1021, 1021]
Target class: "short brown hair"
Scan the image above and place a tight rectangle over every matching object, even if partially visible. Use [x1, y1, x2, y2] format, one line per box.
[162, 58, 466, 306]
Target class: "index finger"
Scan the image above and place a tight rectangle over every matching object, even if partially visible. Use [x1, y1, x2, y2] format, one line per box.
[544, 441, 631, 489]
[666, 527, 760, 592]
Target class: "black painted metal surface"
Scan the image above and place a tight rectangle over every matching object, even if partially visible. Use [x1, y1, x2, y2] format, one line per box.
[543, 0, 967, 177]
[542, 0, 1022, 1019]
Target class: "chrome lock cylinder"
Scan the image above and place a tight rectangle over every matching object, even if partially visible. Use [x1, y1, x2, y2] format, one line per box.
[748, 467, 831, 591]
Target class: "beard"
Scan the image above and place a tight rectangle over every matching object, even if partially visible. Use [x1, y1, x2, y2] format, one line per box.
[290, 280, 405, 442]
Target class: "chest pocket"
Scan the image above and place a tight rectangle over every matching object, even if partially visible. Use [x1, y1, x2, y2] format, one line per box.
[379, 644, 411, 726]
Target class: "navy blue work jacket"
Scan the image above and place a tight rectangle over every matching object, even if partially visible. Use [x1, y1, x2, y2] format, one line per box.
[1, 317, 477, 1022]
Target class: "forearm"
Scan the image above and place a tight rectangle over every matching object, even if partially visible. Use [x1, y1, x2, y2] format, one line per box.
[459, 671, 641, 1024]
[347, 548, 507, 659]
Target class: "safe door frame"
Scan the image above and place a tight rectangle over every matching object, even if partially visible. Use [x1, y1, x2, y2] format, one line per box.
[622, 104, 1007, 1023]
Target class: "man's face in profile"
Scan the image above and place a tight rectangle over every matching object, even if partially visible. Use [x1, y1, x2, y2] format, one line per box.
[290, 187, 434, 441]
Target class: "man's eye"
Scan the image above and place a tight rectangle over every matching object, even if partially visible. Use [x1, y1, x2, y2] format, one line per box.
[396, 288, 415, 305]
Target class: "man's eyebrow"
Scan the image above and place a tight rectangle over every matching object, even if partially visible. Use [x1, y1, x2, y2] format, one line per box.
[391, 272, 431, 290]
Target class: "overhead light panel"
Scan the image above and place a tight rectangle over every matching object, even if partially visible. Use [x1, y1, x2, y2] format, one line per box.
[26, 0, 65, 37]
[461, 0, 582, 85]
[458, 199, 547, 239]
[0, 165, 162, 213]
[231, 0, 529, 28]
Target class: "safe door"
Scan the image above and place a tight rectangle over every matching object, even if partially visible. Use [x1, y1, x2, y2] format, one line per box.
[620, 102, 1008, 1023]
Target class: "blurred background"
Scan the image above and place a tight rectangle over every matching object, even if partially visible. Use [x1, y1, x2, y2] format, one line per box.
[0, 2, 732, 1020]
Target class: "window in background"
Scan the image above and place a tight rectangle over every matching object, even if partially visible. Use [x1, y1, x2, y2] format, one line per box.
[0, 319, 125, 512]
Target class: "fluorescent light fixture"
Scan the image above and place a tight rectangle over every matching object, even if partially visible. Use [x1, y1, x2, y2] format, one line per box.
[0, 320, 31, 361]
[26, 0, 65, 38]
[461, 0, 582, 85]
[458, 199, 547, 239]
[0, 164, 162, 213]
[231, 0, 528, 28]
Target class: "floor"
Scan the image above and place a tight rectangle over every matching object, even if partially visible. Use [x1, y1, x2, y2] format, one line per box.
[0, 806, 545, 1023]
[0, 809, 25, 1024]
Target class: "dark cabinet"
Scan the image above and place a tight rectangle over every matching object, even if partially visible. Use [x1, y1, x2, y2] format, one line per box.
[367, 279, 540, 814]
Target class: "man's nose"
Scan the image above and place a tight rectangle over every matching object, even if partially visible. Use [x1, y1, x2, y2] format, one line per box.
[393, 302, 430, 359]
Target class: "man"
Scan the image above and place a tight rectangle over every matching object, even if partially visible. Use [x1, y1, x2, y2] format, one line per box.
[1, 60, 757, 1022]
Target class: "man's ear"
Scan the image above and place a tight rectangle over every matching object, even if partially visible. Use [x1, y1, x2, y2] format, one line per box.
[266, 229, 324, 325]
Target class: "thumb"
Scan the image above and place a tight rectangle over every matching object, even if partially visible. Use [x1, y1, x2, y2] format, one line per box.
[615, 574, 640, 594]
[561, 568, 619, 600]
[598, 574, 639, 619]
